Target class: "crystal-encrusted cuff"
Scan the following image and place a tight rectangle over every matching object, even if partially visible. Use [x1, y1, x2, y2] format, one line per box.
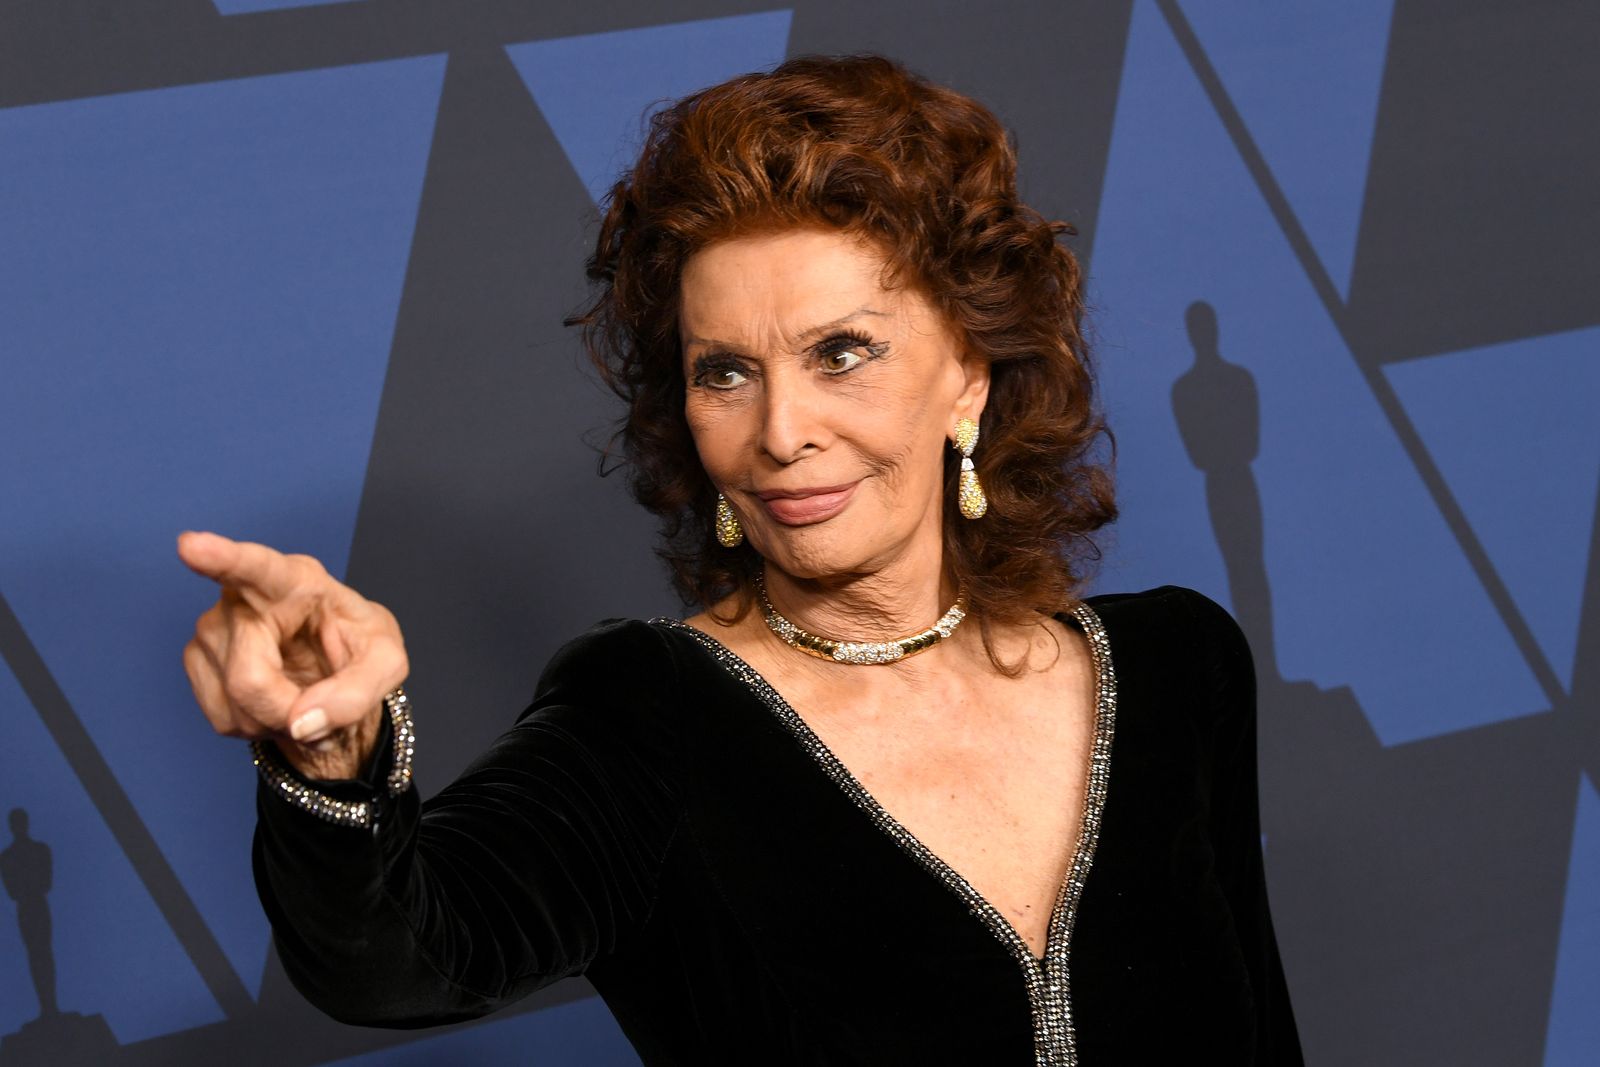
[251, 687, 416, 831]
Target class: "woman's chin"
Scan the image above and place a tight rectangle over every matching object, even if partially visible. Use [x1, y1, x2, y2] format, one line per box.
[750, 528, 866, 582]
[750, 521, 909, 584]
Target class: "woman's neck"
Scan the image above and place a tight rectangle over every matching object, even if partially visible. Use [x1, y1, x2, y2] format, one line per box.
[759, 555, 959, 642]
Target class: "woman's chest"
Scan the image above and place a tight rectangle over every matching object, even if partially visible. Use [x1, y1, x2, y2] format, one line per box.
[679, 639, 1101, 960]
[798, 688, 1095, 959]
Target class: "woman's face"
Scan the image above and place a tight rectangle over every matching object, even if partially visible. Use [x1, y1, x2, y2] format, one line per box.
[679, 227, 989, 583]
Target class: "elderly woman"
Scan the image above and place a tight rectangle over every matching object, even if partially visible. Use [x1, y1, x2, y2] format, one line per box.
[177, 54, 1302, 1065]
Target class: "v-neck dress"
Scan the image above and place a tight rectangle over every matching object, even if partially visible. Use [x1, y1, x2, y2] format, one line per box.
[252, 584, 1304, 1065]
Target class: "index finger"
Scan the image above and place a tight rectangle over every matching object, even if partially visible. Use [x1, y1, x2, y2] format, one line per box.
[177, 531, 312, 603]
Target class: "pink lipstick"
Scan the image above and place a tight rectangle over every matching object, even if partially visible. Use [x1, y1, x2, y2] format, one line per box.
[755, 482, 859, 526]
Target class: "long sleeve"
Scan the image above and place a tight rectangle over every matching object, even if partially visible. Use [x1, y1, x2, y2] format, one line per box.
[1181, 588, 1305, 1065]
[251, 618, 687, 1028]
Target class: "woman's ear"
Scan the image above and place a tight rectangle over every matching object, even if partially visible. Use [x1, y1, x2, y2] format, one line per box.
[953, 348, 992, 428]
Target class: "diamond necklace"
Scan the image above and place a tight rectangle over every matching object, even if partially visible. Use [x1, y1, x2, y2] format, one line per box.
[755, 574, 969, 665]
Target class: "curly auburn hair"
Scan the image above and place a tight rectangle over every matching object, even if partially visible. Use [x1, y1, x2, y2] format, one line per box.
[566, 52, 1116, 647]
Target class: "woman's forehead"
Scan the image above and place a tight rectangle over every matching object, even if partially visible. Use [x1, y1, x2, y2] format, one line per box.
[683, 230, 886, 299]
[678, 231, 919, 345]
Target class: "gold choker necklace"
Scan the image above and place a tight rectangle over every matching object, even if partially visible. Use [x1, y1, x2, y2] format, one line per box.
[756, 576, 969, 665]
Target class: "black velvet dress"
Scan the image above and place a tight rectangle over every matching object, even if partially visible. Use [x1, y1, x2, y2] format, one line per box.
[252, 584, 1305, 1065]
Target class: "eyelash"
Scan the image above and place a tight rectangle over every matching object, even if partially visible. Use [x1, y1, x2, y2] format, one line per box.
[816, 330, 884, 374]
[691, 330, 885, 389]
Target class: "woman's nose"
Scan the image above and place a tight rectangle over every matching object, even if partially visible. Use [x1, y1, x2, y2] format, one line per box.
[757, 375, 827, 464]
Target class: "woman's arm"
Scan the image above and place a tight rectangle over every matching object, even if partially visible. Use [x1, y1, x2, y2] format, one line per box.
[1182, 588, 1305, 1066]
[251, 618, 687, 1027]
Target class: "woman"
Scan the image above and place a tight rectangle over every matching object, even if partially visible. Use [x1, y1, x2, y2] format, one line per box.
[177, 54, 1302, 1065]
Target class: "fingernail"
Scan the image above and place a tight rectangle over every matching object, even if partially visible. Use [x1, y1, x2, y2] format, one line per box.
[290, 708, 328, 742]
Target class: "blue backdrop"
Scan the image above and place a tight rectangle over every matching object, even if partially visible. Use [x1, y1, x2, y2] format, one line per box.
[2, 2, 1595, 1064]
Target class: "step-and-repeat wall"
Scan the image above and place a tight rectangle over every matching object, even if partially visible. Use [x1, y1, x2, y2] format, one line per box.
[2, 2, 1595, 1064]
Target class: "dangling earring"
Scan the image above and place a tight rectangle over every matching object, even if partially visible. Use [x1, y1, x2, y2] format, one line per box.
[953, 416, 988, 519]
[715, 492, 744, 547]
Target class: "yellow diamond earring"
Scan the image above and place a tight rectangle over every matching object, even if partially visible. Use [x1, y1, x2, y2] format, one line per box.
[715, 492, 744, 547]
[953, 417, 988, 519]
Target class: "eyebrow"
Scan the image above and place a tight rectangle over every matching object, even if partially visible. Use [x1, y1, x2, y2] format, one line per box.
[683, 305, 890, 353]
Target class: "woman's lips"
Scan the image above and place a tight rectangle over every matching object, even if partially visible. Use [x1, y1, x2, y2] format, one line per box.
[756, 482, 859, 525]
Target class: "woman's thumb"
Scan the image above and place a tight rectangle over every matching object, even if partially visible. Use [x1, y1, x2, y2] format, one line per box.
[287, 673, 392, 745]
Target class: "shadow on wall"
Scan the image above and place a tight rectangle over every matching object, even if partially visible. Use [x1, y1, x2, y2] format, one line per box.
[0, 807, 115, 1066]
[1172, 300, 1588, 1065]
[1172, 300, 1277, 677]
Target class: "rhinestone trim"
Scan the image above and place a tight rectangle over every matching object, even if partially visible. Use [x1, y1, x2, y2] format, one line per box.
[251, 687, 417, 831]
[652, 604, 1116, 1066]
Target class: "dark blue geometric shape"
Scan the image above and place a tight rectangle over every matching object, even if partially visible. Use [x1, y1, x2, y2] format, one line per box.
[1179, 0, 1394, 297]
[1544, 773, 1600, 1066]
[0, 656, 221, 1042]
[505, 10, 793, 207]
[1086, 0, 1544, 744]
[323, 996, 641, 1066]
[1385, 327, 1600, 690]
[0, 54, 444, 1022]
[213, 0, 362, 13]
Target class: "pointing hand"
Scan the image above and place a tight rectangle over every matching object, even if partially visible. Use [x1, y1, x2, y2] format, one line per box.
[178, 530, 409, 781]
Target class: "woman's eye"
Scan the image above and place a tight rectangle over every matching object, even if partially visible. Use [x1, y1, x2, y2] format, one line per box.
[703, 366, 747, 389]
[820, 348, 866, 374]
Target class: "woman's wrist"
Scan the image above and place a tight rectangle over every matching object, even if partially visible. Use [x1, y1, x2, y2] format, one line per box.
[278, 699, 389, 781]
[252, 687, 416, 830]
